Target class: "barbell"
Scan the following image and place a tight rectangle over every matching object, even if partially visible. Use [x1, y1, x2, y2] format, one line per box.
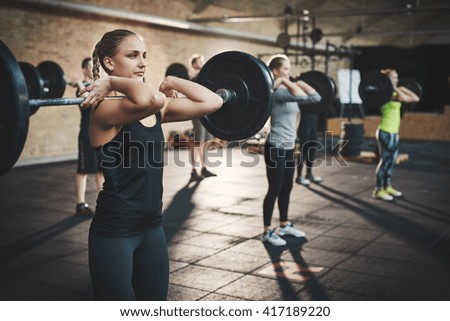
[0, 39, 334, 177]
[0, 42, 272, 177]
[358, 71, 423, 109]
[19, 60, 67, 115]
[196, 51, 274, 141]
[296, 71, 337, 113]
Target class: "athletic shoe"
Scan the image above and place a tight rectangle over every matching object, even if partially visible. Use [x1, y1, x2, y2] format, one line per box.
[385, 186, 402, 197]
[201, 168, 217, 178]
[372, 188, 394, 201]
[190, 170, 203, 182]
[305, 175, 322, 183]
[278, 222, 306, 237]
[262, 229, 287, 246]
[295, 176, 311, 186]
[76, 202, 94, 217]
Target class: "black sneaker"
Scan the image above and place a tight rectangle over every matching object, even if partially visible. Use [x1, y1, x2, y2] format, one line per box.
[190, 169, 203, 182]
[201, 168, 217, 178]
[76, 203, 94, 217]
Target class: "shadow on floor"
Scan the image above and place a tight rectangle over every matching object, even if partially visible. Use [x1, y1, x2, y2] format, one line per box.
[0, 215, 90, 273]
[308, 183, 450, 266]
[162, 180, 201, 244]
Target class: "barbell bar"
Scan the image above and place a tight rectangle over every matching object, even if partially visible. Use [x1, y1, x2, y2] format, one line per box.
[27, 90, 236, 108]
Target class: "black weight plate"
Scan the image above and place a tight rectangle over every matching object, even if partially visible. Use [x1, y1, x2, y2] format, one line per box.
[0, 41, 30, 177]
[37, 60, 66, 98]
[255, 58, 274, 87]
[276, 33, 291, 48]
[359, 71, 393, 110]
[330, 76, 337, 99]
[398, 78, 422, 111]
[398, 78, 422, 99]
[197, 51, 273, 141]
[19, 61, 44, 115]
[310, 28, 323, 43]
[298, 70, 334, 113]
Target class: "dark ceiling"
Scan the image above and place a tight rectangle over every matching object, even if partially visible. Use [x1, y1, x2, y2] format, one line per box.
[186, 0, 450, 48]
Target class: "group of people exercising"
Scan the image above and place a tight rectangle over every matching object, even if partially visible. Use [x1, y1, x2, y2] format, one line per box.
[70, 29, 419, 300]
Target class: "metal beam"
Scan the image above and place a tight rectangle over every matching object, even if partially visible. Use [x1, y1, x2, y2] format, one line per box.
[326, 29, 450, 37]
[187, 5, 450, 23]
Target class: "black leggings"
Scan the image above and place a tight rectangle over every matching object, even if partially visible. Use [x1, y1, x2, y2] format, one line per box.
[88, 226, 169, 300]
[296, 112, 318, 177]
[263, 143, 295, 227]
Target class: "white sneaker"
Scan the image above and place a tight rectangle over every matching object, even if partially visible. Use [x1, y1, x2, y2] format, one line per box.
[295, 176, 311, 186]
[278, 223, 306, 238]
[262, 229, 287, 246]
[306, 175, 322, 183]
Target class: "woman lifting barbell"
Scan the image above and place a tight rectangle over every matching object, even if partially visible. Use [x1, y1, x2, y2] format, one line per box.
[372, 68, 419, 201]
[262, 55, 321, 246]
[79, 29, 223, 300]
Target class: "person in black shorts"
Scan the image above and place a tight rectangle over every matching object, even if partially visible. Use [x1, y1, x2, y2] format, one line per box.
[188, 53, 217, 180]
[295, 110, 322, 186]
[72, 58, 104, 216]
[79, 29, 223, 300]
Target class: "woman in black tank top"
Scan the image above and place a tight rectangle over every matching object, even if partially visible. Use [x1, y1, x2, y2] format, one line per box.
[78, 29, 223, 300]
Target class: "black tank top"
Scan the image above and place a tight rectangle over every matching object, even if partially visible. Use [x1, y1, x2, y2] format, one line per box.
[91, 113, 164, 236]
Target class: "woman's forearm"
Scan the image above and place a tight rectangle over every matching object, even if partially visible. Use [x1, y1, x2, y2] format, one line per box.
[161, 76, 221, 104]
[296, 80, 317, 95]
[396, 86, 420, 103]
[80, 76, 165, 111]
[282, 79, 305, 96]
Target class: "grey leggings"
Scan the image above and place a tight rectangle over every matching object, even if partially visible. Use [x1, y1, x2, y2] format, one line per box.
[88, 226, 169, 300]
[375, 128, 399, 190]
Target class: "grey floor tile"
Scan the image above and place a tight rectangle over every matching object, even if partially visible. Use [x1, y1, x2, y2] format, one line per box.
[168, 243, 220, 263]
[170, 265, 243, 292]
[336, 254, 410, 278]
[168, 284, 209, 301]
[196, 248, 270, 273]
[305, 235, 370, 253]
[317, 268, 396, 298]
[216, 275, 304, 301]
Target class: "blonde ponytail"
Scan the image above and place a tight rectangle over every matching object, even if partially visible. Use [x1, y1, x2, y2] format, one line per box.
[92, 47, 101, 80]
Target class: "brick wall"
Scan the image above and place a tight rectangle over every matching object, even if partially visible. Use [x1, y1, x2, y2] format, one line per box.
[327, 106, 450, 141]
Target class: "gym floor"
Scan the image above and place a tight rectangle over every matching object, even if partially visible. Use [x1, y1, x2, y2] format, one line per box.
[0, 138, 449, 301]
